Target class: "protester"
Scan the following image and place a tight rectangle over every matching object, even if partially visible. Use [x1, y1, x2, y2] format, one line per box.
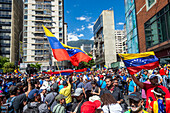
[71, 88, 86, 113]
[148, 87, 166, 113]
[101, 93, 123, 113]
[52, 94, 67, 113]
[131, 74, 170, 112]
[23, 89, 50, 113]
[125, 92, 148, 113]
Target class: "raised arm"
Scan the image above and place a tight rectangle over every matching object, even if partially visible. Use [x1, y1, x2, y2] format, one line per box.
[131, 74, 144, 89]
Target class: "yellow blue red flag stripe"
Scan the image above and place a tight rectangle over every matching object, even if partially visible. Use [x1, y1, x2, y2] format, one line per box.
[119, 51, 159, 75]
[42, 25, 71, 61]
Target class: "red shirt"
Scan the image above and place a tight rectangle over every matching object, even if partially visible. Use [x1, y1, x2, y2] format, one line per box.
[143, 83, 170, 112]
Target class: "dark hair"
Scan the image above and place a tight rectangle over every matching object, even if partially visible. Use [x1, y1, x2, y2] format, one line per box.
[105, 76, 112, 81]
[101, 93, 117, 105]
[154, 87, 166, 97]
[95, 109, 104, 113]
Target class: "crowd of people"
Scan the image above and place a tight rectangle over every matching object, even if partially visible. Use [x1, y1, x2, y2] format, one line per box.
[0, 64, 170, 113]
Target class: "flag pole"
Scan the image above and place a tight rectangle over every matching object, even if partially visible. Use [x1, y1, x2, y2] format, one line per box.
[56, 61, 62, 76]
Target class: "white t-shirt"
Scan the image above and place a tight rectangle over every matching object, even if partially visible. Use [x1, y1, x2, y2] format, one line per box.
[102, 103, 123, 113]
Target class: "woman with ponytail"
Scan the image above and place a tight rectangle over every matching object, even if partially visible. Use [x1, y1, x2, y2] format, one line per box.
[148, 87, 166, 113]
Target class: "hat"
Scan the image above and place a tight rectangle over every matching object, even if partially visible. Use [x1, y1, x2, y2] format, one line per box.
[72, 88, 83, 97]
[55, 94, 67, 101]
[128, 92, 142, 101]
[81, 100, 101, 113]
[28, 89, 40, 99]
[149, 74, 158, 80]
[99, 75, 104, 79]
[102, 73, 106, 76]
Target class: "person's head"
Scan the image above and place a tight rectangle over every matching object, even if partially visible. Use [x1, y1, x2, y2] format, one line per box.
[9, 86, 18, 96]
[113, 79, 118, 87]
[91, 80, 97, 87]
[128, 92, 144, 112]
[28, 89, 41, 102]
[72, 88, 84, 101]
[55, 94, 66, 105]
[149, 74, 159, 85]
[105, 76, 112, 88]
[99, 75, 104, 80]
[144, 70, 148, 75]
[151, 87, 166, 99]
[101, 93, 117, 105]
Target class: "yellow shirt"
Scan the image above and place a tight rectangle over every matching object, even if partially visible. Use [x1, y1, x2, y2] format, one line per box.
[59, 83, 72, 104]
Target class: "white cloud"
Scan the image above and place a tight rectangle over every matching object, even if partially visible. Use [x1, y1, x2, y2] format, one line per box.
[117, 22, 124, 25]
[68, 33, 84, 41]
[66, 11, 70, 14]
[76, 25, 85, 31]
[78, 34, 84, 37]
[87, 24, 93, 31]
[76, 16, 91, 22]
[90, 36, 94, 40]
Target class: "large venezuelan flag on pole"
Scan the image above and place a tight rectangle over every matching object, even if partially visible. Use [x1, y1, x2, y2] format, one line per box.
[42, 25, 71, 61]
[43, 25, 92, 66]
[61, 43, 92, 67]
[119, 51, 159, 75]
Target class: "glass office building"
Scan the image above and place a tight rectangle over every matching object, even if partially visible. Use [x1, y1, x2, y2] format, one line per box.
[124, 0, 139, 53]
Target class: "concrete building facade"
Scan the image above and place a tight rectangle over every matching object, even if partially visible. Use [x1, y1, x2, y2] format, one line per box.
[135, 0, 169, 63]
[93, 10, 116, 68]
[23, 0, 65, 69]
[115, 30, 126, 54]
[80, 44, 92, 53]
[0, 0, 23, 65]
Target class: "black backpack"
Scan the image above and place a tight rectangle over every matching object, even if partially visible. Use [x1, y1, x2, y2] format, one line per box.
[1, 97, 16, 113]
[24, 102, 50, 113]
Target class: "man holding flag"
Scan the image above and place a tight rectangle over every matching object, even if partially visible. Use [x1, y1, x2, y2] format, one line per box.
[119, 51, 170, 112]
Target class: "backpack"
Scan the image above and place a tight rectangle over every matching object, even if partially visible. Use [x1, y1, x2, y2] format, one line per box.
[1, 97, 16, 113]
[24, 102, 50, 113]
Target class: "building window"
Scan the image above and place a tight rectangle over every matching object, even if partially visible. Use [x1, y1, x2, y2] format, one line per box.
[145, 4, 169, 48]
[146, 0, 156, 11]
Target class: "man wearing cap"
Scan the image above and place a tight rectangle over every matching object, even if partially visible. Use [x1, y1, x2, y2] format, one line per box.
[131, 74, 170, 112]
[23, 89, 50, 113]
[45, 83, 58, 111]
[125, 92, 148, 113]
[52, 94, 66, 113]
[71, 88, 86, 113]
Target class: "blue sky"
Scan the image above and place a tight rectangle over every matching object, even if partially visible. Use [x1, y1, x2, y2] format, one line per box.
[64, 0, 125, 41]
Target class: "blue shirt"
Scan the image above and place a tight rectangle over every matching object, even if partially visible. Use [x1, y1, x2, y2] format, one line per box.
[97, 80, 106, 88]
[77, 82, 84, 88]
[128, 80, 137, 92]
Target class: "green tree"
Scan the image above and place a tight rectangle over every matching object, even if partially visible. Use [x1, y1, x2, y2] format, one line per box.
[30, 63, 42, 71]
[0, 56, 9, 69]
[78, 53, 95, 69]
[2, 62, 15, 73]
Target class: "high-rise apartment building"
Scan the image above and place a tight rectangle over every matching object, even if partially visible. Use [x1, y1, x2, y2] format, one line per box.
[0, 0, 23, 65]
[93, 10, 116, 68]
[115, 30, 126, 54]
[23, 0, 65, 69]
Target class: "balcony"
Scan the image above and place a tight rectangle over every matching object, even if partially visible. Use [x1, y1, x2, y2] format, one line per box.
[0, 7, 11, 10]
[0, 44, 10, 47]
[0, 0, 11, 3]
[0, 22, 11, 25]
[0, 36, 10, 39]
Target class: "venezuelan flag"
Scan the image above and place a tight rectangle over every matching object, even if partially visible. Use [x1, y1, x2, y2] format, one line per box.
[104, 65, 108, 70]
[119, 51, 159, 75]
[14, 68, 20, 73]
[62, 44, 92, 66]
[42, 25, 71, 61]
